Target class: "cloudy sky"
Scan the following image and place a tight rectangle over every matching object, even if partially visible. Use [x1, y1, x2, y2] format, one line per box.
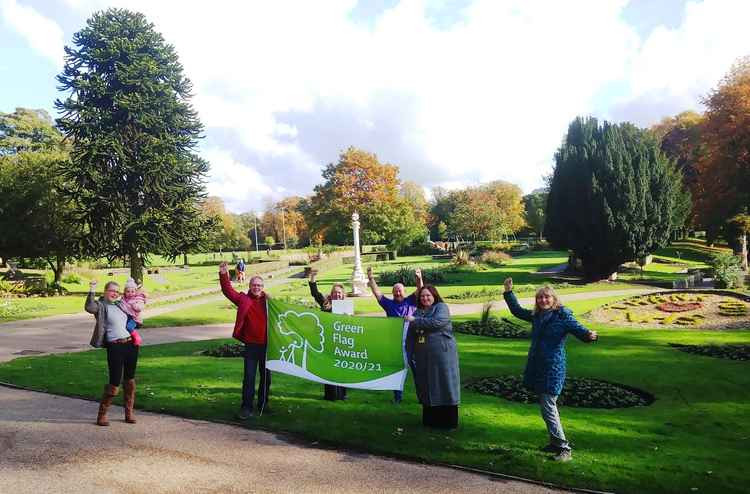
[2, 0, 749, 212]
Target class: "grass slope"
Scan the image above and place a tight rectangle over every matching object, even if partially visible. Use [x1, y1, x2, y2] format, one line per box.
[2, 299, 748, 493]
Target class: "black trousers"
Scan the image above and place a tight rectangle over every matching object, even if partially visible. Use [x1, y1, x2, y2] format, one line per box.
[106, 342, 139, 386]
[323, 384, 347, 401]
[422, 405, 458, 429]
[243, 343, 271, 411]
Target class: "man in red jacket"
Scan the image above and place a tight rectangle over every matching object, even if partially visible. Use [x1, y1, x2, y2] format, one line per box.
[219, 261, 271, 419]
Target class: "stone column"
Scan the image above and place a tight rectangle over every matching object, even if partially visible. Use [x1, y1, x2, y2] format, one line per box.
[350, 212, 369, 296]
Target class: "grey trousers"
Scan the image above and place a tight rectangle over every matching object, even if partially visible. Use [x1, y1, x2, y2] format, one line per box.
[540, 393, 571, 451]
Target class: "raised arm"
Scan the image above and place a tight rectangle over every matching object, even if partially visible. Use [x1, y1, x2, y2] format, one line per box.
[219, 262, 242, 306]
[84, 280, 99, 314]
[502, 278, 533, 322]
[132, 285, 148, 311]
[414, 268, 423, 294]
[562, 309, 598, 342]
[308, 271, 328, 309]
[409, 302, 452, 333]
[367, 266, 383, 301]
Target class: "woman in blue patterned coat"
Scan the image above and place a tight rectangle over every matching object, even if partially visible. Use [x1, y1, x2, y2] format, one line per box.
[503, 277, 598, 462]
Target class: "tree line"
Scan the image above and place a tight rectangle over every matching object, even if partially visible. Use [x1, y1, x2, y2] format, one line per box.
[1, 8, 747, 284]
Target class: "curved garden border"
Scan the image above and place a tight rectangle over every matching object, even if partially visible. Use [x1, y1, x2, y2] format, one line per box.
[466, 375, 655, 408]
[669, 343, 750, 361]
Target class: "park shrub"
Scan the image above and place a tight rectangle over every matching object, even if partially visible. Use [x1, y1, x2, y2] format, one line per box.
[203, 343, 244, 357]
[378, 266, 446, 285]
[61, 273, 83, 284]
[454, 316, 529, 339]
[398, 240, 441, 256]
[479, 250, 512, 267]
[445, 287, 501, 300]
[670, 343, 750, 361]
[452, 250, 471, 267]
[530, 239, 550, 251]
[710, 252, 745, 289]
[466, 375, 654, 408]
[445, 283, 574, 300]
[473, 241, 514, 253]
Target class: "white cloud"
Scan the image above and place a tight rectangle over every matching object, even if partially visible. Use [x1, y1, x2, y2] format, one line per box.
[202, 147, 276, 212]
[48, 0, 750, 210]
[0, 0, 65, 66]
[608, 0, 750, 124]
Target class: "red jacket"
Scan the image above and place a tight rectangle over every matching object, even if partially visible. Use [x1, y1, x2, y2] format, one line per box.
[219, 272, 268, 345]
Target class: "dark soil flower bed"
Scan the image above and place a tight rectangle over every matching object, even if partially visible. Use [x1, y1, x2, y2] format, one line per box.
[454, 317, 529, 339]
[657, 302, 702, 312]
[466, 375, 654, 408]
[203, 343, 245, 357]
[669, 343, 750, 361]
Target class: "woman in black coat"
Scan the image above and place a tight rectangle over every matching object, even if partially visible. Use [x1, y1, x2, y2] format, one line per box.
[308, 271, 348, 401]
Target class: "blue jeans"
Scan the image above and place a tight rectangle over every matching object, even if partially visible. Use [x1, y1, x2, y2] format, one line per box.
[540, 393, 570, 451]
[242, 343, 270, 412]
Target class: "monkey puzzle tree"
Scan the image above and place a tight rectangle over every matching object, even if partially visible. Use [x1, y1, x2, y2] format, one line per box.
[56, 9, 211, 282]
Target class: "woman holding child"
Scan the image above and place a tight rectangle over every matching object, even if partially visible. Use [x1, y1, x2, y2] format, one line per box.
[85, 278, 146, 426]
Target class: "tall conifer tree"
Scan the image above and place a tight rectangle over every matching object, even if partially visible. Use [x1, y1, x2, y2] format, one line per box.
[545, 117, 685, 280]
[56, 9, 210, 282]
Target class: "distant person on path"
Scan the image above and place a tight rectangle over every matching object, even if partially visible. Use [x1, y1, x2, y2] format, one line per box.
[236, 258, 246, 282]
[308, 270, 348, 401]
[367, 266, 423, 403]
[404, 285, 460, 429]
[85, 280, 140, 426]
[502, 277, 598, 462]
[220, 262, 271, 419]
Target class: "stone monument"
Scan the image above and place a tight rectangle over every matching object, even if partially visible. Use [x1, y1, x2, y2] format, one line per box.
[349, 212, 369, 296]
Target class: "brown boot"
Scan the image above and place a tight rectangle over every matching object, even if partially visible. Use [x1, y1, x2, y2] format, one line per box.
[97, 384, 118, 426]
[124, 379, 136, 424]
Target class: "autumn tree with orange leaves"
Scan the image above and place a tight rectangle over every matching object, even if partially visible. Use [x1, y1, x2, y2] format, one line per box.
[695, 57, 750, 257]
[302, 147, 426, 249]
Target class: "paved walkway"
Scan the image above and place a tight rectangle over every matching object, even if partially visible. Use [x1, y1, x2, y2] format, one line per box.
[364, 288, 661, 317]
[0, 286, 660, 363]
[0, 386, 568, 494]
[0, 267, 298, 363]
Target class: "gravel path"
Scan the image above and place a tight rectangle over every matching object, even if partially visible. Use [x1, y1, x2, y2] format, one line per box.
[0, 386, 570, 494]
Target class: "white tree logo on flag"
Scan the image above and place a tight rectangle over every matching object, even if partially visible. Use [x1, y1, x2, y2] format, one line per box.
[276, 310, 325, 369]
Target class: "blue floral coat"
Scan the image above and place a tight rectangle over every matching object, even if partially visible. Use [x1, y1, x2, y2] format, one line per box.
[503, 291, 593, 396]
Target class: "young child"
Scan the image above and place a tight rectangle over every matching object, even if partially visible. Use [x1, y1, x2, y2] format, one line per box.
[121, 278, 147, 327]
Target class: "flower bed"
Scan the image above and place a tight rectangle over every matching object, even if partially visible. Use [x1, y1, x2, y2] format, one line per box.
[466, 375, 654, 408]
[657, 302, 703, 312]
[202, 343, 244, 357]
[591, 291, 750, 329]
[454, 317, 529, 338]
[670, 343, 750, 361]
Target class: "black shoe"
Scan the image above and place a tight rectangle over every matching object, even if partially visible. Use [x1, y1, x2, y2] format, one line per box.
[540, 444, 560, 453]
[236, 408, 254, 420]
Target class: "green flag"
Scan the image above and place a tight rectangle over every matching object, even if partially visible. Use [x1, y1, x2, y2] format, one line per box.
[266, 299, 408, 390]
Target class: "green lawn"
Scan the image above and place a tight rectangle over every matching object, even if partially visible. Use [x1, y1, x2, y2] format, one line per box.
[654, 239, 731, 265]
[268, 252, 636, 307]
[1, 242, 736, 324]
[2, 296, 747, 494]
[2, 265, 255, 323]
